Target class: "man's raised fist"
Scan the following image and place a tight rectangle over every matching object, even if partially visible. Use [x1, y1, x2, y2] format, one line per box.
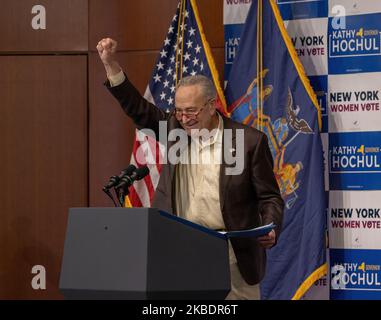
[97, 38, 118, 65]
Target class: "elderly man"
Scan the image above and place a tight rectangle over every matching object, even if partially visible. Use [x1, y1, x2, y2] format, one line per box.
[97, 38, 284, 300]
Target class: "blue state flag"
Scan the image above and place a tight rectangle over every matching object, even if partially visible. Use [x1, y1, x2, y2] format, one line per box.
[225, 0, 327, 300]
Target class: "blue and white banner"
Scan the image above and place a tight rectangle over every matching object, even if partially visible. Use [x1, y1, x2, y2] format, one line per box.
[330, 249, 381, 299]
[224, 0, 381, 300]
[327, 73, 381, 133]
[329, 132, 381, 190]
[329, 191, 381, 250]
[223, 0, 251, 81]
[224, 24, 243, 80]
[328, 13, 381, 74]
[225, 0, 326, 300]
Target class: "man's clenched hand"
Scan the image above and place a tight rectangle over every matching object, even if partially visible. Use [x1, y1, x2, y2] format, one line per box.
[97, 38, 121, 76]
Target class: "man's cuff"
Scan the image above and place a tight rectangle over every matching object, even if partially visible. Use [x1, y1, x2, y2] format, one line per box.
[108, 70, 126, 87]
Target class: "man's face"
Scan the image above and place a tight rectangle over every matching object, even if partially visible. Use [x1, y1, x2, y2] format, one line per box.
[174, 84, 215, 135]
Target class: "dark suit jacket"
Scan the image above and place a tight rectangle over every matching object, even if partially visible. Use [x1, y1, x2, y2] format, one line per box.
[106, 76, 284, 285]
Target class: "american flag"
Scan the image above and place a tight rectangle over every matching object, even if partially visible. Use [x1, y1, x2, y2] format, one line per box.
[126, 0, 227, 207]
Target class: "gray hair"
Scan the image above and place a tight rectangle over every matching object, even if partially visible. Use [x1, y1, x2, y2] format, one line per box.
[176, 75, 216, 101]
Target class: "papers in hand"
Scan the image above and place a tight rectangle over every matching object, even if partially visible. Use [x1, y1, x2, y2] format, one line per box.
[218, 222, 276, 239]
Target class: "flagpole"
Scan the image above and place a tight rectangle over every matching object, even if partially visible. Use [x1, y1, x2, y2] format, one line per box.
[256, 0, 263, 131]
[175, 0, 186, 86]
[179, 0, 186, 81]
[190, 0, 228, 114]
[260, 0, 264, 132]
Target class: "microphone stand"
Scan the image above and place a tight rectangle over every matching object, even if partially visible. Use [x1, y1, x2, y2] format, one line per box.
[103, 165, 148, 207]
[102, 187, 119, 207]
[115, 183, 130, 207]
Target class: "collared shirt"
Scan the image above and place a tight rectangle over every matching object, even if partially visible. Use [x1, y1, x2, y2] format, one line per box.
[175, 114, 225, 230]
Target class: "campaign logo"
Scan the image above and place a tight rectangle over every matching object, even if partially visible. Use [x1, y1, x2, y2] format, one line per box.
[224, 24, 243, 80]
[330, 249, 381, 299]
[309, 75, 327, 132]
[330, 208, 381, 229]
[291, 34, 325, 57]
[329, 207, 381, 249]
[327, 73, 381, 132]
[330, 142, 381, 173]
[277, 0, 328, 20]
[328, 13, 381, 74]
[285, 18, 327, 75]
[329, 26, 381, 58]
[330, 90, 380, 113]
[329, 191, 381, 250]
[329, 132, 381, 190]
[329, 88, 380, 132]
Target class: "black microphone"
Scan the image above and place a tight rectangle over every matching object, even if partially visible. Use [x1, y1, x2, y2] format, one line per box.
[115, 166, 150, 190]
[102, 164, 137, 191]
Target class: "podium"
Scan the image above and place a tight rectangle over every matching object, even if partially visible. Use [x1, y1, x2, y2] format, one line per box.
[59, 208, 230, 299]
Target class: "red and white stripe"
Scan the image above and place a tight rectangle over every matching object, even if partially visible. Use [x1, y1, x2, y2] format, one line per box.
[128, 87, 164, 207]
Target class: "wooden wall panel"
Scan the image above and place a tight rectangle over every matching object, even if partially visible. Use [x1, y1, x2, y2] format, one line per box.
[0, 0, 88, 52]
[197, 0, 224, 48]
[89, 0, 223, 52]
[0, 56, 88, 299]
[89, 0, 178, 52]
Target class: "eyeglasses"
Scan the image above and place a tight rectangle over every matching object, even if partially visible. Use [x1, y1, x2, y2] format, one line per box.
[174, 99, 214, 120]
